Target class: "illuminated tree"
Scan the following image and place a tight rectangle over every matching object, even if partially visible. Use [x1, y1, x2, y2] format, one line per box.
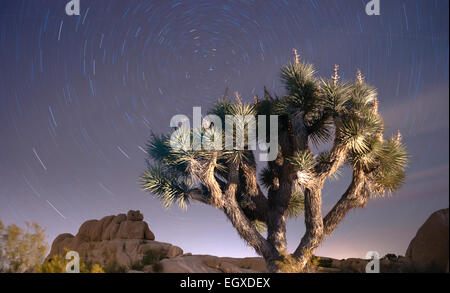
[140, 51, 408, 272]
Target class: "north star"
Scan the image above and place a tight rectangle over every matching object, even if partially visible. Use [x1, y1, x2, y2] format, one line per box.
[180, 277, 215, 291]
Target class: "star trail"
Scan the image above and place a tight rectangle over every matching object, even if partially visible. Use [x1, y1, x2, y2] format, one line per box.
[0, 0, 448, 259]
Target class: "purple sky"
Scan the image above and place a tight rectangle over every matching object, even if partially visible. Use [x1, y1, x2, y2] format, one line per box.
[0, 0, 448, 259]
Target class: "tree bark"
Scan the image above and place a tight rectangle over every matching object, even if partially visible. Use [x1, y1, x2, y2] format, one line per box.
[323, 169, 367, 236]
[292, 169, 368, 272]
[221, 160, 279, 265]
[292, 187, 324, 270]
[266, 152, 295, 254]
[240, 161, 269, 222]
[266, 116, 307, 255]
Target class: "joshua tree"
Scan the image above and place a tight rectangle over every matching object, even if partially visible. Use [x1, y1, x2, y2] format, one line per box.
[140, 51, 408, 272]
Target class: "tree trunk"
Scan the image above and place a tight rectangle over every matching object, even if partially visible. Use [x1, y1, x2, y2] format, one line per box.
[221, 161, 280, 267]
[291, 169, 368, 272]
[292, 187, 324, 270]
[266, 116, 307, 255]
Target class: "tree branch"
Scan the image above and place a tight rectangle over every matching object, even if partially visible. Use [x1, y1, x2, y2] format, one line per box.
[186, 188, 211, 205]
[292, 168, 369, 271]
[240, 161, 269, 222]
[323, 168, 369, 236]
[221, 160, 277, 261]
[198, 152, 224, 207]
[316, 141, 348, 181]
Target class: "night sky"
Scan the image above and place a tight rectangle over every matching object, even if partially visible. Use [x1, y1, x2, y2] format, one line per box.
[0, 0, 448, 259]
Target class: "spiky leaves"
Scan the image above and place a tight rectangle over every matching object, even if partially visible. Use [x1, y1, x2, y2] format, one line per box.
[259, 167, 277, 190]
[346, 81, 378, 113]
[277, 62, 339, 147]
[370, 137, 408, 196]
[287, 150, 316, 187]
[288, 150, 316, 173]
[336, 82, 384, 155]
[345, 127, 408, 196]
[141, 132, 215, 209]
[318, 79, 351, 116]
[142, 99, 263, 210]
[287, 190, 305, 218]
[251, 220, 268, 234]
[141, 166, 192, 209]
[280, 62, 317, 102]
[276, 61, 320, 117]
[333, 78, 407, 196]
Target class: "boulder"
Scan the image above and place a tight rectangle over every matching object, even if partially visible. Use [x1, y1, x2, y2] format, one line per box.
[159, 255, 267, 273]
[94, 216, 115, 240]
[160, 255, 221, 273]
[48, 210, 164, 270]
[334, 258, 368, 273]
[49, 233, 75, 256]
[117, 220, 154, 240]
[114, 214, 127, 224]
[221, 257, 268, 272]
[76, 220, 98, 242]
[127, 210, 144, 221]
[406, 208, 449, 272]
[137, 241, 183, 258]
[48, 237, 183, 270]
[323, 255, 414, 273]
[101, 222, 120, 241]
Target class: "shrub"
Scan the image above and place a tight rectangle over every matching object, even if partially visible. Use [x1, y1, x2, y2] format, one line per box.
[0, 221, 48, 273]
[152, 262, 163, 273]
[384, 253, 398, 261]
[38, 254, 104, 273]
[130, 260, 145, 271]
[142, 249, 166, 265]
[104, 260, 127, 273]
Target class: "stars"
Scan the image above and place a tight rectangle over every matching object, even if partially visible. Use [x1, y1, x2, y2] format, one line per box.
[48, 106, 58, 128]
[138, 146, 147, 153]
[117, 146, 130, 159]
[32, 148, 47, 171]
[46, 200, 67, 220]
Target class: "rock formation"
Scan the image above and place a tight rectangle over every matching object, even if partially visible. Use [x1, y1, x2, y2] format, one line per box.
[406, 208, 449, 272]
[48, 208, 449, 273]
[47, 210, 269, 273]
[47, 210, 183, 271]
